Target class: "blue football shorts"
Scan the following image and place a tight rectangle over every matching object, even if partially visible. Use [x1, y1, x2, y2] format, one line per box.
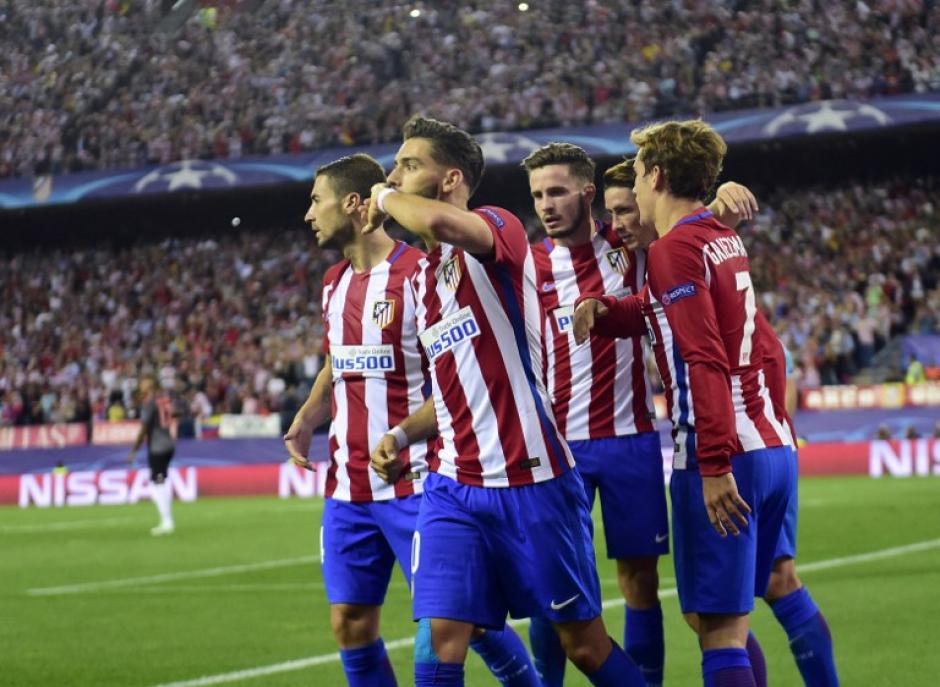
[412, 470, 602, 630]
[670, 443, 796, 614]
[568, 432, 669, 559]
[320, 495, 421, 606]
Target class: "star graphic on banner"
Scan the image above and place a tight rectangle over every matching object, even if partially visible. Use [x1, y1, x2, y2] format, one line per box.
[797, 101, 856, 133]
[477, 133, 543, 163]
[134, 160, 238, 193]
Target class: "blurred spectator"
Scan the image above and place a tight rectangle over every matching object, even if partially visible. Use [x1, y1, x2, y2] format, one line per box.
[876, 424, 893, 440]
[904, 425, 922, 440]
[1, 0, 939, 179]
[906, 358, 927, 384]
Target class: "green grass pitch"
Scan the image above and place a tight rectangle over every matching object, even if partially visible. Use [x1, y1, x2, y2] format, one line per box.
[2, 476, 939, 686]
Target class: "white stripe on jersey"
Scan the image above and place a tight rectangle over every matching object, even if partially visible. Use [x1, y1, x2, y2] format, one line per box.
[326, 270, 354, 502]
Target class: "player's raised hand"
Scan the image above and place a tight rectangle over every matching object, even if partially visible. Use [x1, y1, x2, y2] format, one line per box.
[714, 182, 759, 222]
[284, 415, 314, 471]
[573, 298, 609, 345]
[370, 434, 403, 484]
[702, 473, 752, 537]
[363, 183, 391, 235]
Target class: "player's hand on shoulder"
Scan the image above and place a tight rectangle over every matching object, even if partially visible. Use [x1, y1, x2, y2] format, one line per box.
[714, 182, 758, 222]
[363, 183, 391, 235]
[284, 417, 314, 471]
[701, 473, 752, 537]
[370, 433, 402, 484]
[573, 298, 609, 345]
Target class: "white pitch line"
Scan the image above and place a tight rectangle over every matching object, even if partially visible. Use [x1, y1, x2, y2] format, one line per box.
[27, 555, 320, 597]
[93, 583, 326, 595]
[0, 516, 143, 534]
[149, 536, 940, 687]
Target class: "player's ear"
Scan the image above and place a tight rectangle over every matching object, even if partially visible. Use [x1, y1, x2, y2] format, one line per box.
[651, 165, 666, 192]
[441, 168, 463, 195]
[582, 182, 596, 205]
[343, 192, 362, 215]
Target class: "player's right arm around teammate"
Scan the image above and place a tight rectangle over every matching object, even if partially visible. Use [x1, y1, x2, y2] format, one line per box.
[283, 357, 333, 470]
[370, 397, 437, 484]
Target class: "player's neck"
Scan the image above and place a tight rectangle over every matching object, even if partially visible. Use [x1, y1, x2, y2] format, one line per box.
[344, 230, 395, 273]
[550, 216, 595, 248]
[655, 197, 706, 237]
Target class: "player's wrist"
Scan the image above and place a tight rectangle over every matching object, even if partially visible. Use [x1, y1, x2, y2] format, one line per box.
[387, 425, 409, 450]
[375, 186, 397, 214]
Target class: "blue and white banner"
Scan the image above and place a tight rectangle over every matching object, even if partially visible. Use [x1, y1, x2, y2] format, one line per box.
[2, 93, 938, 209]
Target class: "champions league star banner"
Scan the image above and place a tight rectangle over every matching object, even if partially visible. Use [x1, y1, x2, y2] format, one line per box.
[2, 93, 940, 209]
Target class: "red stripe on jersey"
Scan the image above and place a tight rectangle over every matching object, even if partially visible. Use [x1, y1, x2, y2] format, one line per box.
[382, 274, 415, 498]
[570, 243, 616, 438]
[340, 273, 374, 499]
[421, 251, 485, 484]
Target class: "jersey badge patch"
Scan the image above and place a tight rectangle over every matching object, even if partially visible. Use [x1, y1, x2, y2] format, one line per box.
[371, 299, 396, 329]
[605, 247, 630, 275]
[478, 207, 505, 229]
[440, 254, 462, 291]
[661, 282, 697, 306]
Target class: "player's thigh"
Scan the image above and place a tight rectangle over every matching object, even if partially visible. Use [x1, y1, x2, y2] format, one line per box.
[497, 470, 603, 625]
[670, 465, 757, 615]
[372, 494, 422, 585]
[594, 433, 669, 559]
[321, 498, 396, 606]
[772, 446, 800, 563]
[751, 446, 797, 597]
[411, 473, 505, 630]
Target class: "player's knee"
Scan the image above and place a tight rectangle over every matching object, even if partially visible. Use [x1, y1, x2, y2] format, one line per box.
[556, 619, 610, 673]
[617, 557, 660, 608]
[682, 612, 700, 635]
[765, 558, 802, 602]
[330, 604, 379, 647]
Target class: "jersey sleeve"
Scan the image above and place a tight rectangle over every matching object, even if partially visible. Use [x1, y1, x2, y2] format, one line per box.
[472, 206, 530, 270]
[574, 293, 647, 339]
[647, 237, 737, 476]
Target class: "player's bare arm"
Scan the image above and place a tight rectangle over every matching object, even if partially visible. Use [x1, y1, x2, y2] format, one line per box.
[371, 397, 437, 484]
[709, 182, 758, 226]
[127, 423, 146, 464]
[365, 183, 494, 256]
[284, 357, 333, 470]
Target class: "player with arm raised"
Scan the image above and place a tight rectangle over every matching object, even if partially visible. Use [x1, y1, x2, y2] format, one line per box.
[285, 152, 539, 687]
[367, 116, 646, 687]
[575, 120, 796, 687]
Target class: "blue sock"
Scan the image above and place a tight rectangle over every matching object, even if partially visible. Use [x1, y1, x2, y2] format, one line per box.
[702, 648, 756, 687]
[771, 587, 839, 686]
[415, 662, 464, 686]
[586, 638, 646, 687]
[746, 632, 767, 687]
[339, 637, 397, 687]
[470, 624, 540, 686]
[624, 604, 665, 686]
[528, 616, 566, 687]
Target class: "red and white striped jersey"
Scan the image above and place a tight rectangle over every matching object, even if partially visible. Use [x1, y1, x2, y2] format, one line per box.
[321, 241, 430, 502]
[532, 221, 655, 441]
[412, 206, 574, 488]
[585, 210, 790, 477]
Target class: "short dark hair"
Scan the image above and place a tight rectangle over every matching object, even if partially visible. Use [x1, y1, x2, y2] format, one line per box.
[603, 159, 636, 189]
[315, 153, 386, 200]
[630, 120, 727, 200]
[521, 142, 596, 185]
[402, 115, 485, 194]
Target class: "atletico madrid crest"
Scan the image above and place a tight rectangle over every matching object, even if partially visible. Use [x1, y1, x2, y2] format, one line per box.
[372, 299, 396, 329]
[605, 247, 630, 275]
[440, 255, 462, 291]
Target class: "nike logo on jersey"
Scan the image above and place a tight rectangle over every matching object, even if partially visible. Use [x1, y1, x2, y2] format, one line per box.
[550, 594, 580, 610]
[655, 533, 668, 543]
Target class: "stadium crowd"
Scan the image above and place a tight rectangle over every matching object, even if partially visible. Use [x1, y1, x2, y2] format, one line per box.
[2, 0, 939, 178]
[1, 177, 937, 427]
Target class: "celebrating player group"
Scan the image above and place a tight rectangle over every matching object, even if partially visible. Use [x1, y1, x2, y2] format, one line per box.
[285, 115, 840, 687]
